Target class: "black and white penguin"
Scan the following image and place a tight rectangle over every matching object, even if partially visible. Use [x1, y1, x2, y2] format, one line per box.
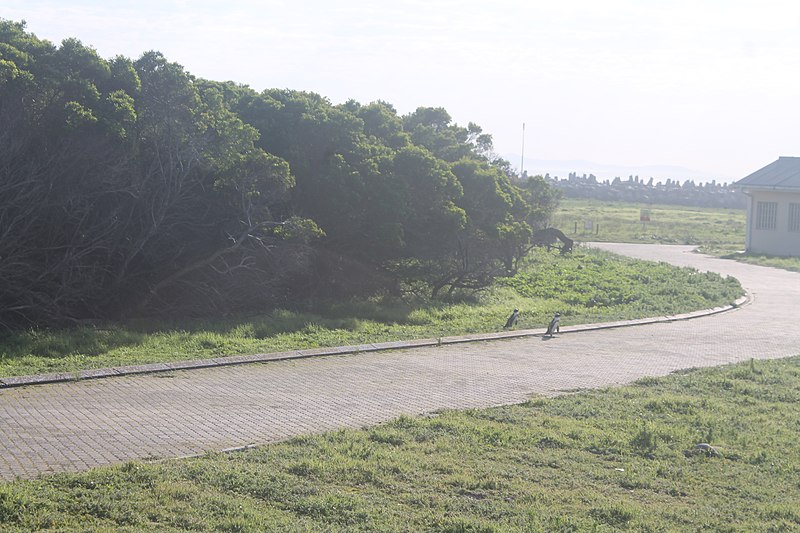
[545, 312, 560, 336]
[504, 309, 520, 329]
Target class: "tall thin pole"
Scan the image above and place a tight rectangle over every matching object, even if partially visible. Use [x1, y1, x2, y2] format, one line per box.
[520, 122, 526, 178]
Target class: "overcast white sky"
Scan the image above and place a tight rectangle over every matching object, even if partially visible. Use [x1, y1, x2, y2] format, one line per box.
[5, 0, 800, 182]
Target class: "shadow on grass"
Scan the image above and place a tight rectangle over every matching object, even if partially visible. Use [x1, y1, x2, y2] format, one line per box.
[124, 298, 434, 336]
[129, 290, 487, 337]
[0, 295, 461, 366]
[0, 327, 148, 361]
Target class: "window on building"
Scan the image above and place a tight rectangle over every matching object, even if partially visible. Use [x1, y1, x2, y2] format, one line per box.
[755, 201, 777, 230]
[789, 203, 800, 232]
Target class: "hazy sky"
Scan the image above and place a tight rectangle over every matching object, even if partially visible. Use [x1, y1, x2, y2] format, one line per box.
[5, 0, 800, 182]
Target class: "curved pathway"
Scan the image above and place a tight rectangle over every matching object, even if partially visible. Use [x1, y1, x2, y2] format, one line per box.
[1, 244, 798, 480]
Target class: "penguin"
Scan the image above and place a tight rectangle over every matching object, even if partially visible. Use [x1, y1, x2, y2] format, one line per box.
[545, 312, 560, 336]
[503, 309, 520, 329]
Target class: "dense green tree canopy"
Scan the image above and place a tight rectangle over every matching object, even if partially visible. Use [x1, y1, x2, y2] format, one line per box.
[0, 19, 560, 328]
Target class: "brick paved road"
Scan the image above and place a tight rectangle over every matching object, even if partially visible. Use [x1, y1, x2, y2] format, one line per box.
[1, 244, 798, 480]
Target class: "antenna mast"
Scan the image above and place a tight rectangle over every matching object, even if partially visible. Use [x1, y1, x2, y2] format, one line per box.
[520, 122, 526, 178]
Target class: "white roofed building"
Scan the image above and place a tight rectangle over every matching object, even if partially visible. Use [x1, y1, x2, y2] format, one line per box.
[735, 157, 800, 257]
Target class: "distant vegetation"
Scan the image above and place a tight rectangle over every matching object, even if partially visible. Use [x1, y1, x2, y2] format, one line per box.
[553, 199, 745, 251]
[2, 356, 797, 531]
[547, 172, 745, 209]
[0, 19, 559, 330]
[0, 248, 742, 378]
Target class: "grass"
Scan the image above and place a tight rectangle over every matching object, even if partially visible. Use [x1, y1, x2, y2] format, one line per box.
[552, 198, 746, 248]
[0, 248, 743, 378]
[2, 356, 799, 531]
[721, 251, 800, 273]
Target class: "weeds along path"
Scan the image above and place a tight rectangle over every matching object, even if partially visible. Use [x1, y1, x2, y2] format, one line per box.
[1, 244, 798, 480]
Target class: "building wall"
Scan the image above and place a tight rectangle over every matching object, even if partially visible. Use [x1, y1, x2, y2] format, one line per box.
[745, 189, 800, 256]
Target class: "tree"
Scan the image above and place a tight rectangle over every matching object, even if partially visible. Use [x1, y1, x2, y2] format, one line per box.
[112, 52, 301, 315]
[402, 107, 493, 162]
[0, 19, 563, 327]
[423, 158, 532, 296]
[0, 22, 139, 326]
[0, 23, 303, 326]
[344, 99, 409, 149]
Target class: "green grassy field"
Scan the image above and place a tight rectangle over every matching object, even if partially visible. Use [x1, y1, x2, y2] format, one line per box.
[0, 248, 742, 378]
[552, 198, 746, 251]
[2, 356, 798, 531]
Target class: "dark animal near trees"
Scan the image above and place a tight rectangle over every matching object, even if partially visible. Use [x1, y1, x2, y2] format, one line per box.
[531, 228, 573, 254]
